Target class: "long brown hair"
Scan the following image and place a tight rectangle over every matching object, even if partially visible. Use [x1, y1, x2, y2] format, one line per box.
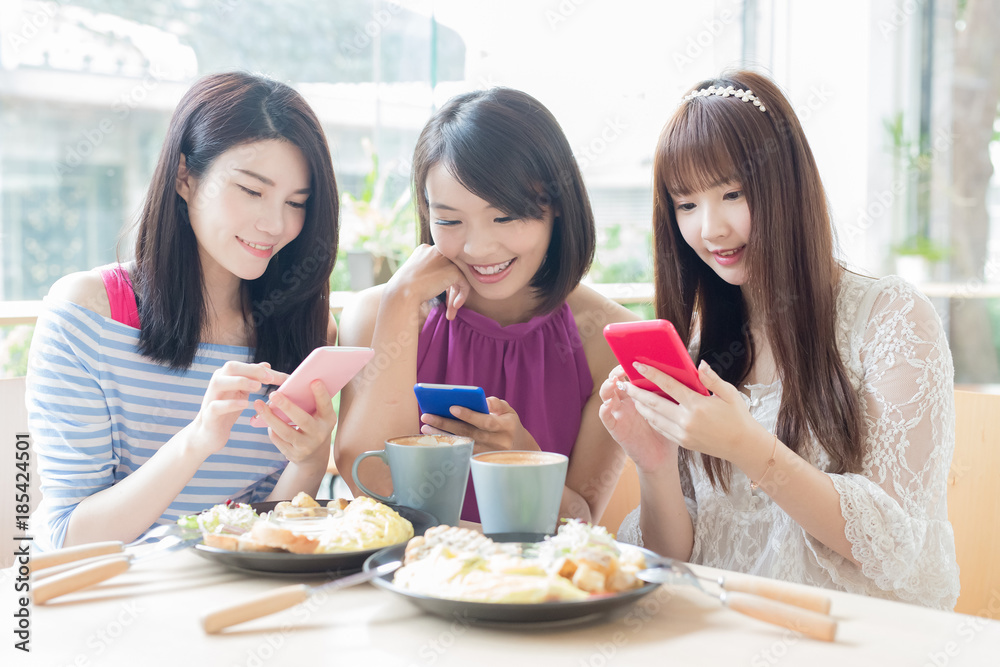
[132, 72, 338, 371]
[411, 87, 595, 316]
[653, 70, 863, 490]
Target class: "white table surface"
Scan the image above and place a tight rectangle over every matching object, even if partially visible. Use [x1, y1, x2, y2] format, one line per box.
[4, 546, 1000, 667]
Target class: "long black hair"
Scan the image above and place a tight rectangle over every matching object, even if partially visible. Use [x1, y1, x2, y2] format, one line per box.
[132, 72, 338, 372]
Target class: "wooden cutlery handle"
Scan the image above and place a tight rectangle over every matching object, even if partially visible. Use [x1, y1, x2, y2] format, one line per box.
[33, 556, 131, 604]
[202, 585, 310, 634]
[30, 541, 124, 572]
[720, 573, 832, 614]
[723, 591, 837, 642]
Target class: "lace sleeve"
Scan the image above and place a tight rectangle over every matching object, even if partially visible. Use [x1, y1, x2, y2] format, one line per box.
[808, 277, 959, 609]
[616, 452, 698, 549]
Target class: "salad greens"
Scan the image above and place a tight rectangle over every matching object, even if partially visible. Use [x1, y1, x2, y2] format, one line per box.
[177, 500, 259, 535]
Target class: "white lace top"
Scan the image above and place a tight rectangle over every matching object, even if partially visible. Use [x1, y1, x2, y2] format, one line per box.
[618, 271, 960, 610]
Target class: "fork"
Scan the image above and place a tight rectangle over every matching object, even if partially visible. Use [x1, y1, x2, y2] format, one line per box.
[637, 561, 837, 642]
[29, 524, 182, 573]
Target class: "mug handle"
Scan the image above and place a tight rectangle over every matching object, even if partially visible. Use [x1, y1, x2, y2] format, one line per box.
[351, 450, 395, 503]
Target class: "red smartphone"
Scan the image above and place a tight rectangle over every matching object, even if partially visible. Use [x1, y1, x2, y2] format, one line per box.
[249, 346, 374, 427]
[602, 320, 709, 403]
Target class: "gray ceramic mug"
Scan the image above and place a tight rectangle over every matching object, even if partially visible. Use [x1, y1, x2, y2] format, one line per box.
[470, 450, 568, 535]
[352, 434, 473, 526]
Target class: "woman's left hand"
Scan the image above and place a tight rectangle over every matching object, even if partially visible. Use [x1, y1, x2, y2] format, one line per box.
[418, 397, 540, 453]
[254, 380, 338, 470]
[621, 360, 758, 462]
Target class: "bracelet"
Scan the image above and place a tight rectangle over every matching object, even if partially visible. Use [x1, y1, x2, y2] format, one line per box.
[749, 434, 778, 491]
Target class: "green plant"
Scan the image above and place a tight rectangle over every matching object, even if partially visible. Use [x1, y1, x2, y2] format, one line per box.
[892, 236, 951, 262]
[884, 112, 946, 262]
[339, 141, 417, 261]
[0, 325, 34, 378]
[589, 224, 653, 284]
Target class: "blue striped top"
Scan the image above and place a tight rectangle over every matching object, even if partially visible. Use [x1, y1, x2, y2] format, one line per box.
[26, 301, 285, 550]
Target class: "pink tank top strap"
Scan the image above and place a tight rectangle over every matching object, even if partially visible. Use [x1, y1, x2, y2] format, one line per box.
[99, 264, 140, 329]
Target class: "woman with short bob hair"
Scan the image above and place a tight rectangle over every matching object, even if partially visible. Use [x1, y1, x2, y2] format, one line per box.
[601, 70, 959, 609]
[28, 71, 340, 549]
[336, 87, 637, 524]
[411, 87, 596, 315]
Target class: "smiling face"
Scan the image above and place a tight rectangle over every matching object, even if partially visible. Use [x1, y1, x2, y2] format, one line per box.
[177, 139, 311, 289]
[673, 181, 752, 286]
[425, 163, 554, 323]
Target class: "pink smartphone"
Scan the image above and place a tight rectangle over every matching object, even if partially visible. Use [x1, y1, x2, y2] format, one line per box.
[249, 346, 374, 427]
[603, 320, 710, 403]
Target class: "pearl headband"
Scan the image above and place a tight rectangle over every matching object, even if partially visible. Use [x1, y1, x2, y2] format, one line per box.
[682, 85, 767, 113]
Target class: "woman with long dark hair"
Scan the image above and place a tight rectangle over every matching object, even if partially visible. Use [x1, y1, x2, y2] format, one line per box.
[27, 72, 340, 549]
[600, 70, 959, 609]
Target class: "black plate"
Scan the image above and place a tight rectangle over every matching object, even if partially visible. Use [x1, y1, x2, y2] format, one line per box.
[363, 542, 660, 624]
[191, 502, 437, 575]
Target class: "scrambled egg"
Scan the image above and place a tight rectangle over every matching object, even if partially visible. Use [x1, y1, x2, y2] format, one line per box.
[311, 497, 414, 553]
[393, 546, 589, 603]
[392, 521, 646, 603]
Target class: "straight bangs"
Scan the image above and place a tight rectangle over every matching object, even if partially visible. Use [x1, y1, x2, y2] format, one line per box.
[659, 103, 739, 198]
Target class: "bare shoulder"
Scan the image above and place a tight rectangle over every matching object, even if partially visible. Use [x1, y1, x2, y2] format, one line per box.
[46, 269, 112, 319]
[337, 285, 386, 347]
[566, 284, 639, 341]
[566, 284, 639, 382]
[339, 284, 439, 347]
[326, 312, 339, 346]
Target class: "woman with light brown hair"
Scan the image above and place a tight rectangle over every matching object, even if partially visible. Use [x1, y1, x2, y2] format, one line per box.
[600, 70, 960, 609]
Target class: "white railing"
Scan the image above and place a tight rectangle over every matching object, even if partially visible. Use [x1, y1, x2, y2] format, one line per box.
[0, 283, 658, 327]
[3, 281, 1000, 328]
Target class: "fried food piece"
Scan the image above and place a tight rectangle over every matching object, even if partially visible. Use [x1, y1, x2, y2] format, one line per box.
[249, 520, 320, 554]
[292, 492, 320, 508]
[571, 563, 608, 594]
[275, 492, 328, 519]
[203, 533, 284, 553]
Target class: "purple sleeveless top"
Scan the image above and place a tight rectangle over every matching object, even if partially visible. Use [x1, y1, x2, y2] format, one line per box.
[417, 302, 593, 522]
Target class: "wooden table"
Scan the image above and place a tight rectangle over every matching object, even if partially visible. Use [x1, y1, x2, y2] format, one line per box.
[4, 548, 999, 666]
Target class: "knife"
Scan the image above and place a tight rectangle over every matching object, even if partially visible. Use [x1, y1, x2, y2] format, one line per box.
[33, 534, 203, 604]
[201, 561, 402, 634]
[29, 523, 182, 573]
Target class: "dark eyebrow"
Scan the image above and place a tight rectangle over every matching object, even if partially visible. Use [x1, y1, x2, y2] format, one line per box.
[429, 202, 459, 211]
[235, 169, 311, 195]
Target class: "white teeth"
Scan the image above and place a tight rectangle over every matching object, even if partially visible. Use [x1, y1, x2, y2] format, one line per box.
[472, 259, 513, 275]
[717, 246, 743, 257]
[241, 239, 272, 251]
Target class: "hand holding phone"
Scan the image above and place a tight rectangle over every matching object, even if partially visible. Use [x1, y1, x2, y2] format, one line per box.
[250, 347, 374, 427]
[603, 320, 709, 403]
[414, 383, 489, 419]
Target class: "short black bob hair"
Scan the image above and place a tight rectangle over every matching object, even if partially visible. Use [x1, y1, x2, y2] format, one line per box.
[411, 87, 595, 316]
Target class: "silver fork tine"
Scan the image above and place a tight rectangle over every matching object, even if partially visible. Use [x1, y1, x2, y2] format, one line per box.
[125, 523, 178, 547]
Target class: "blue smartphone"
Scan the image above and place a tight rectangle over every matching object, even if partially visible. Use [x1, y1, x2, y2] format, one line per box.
[414, 383, 489, 419]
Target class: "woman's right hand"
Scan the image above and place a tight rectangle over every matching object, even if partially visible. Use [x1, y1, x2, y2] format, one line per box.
[384, 244, 471, 320]
[190, 361, 282, 456]
[598, 366, 678, 472]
